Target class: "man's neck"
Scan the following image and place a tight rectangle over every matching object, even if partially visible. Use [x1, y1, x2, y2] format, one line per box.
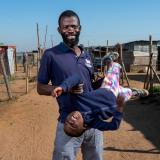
[72, 46, 82, 57]
[64, 42, 82, 57]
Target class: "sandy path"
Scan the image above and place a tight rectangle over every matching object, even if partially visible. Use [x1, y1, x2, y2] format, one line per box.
[0, 89, 58, 160]
[0, 87, 160, 160]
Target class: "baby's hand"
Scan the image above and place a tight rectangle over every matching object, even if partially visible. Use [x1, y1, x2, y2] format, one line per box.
[52, 87, 63, 97]
[116, 94, 125, 112]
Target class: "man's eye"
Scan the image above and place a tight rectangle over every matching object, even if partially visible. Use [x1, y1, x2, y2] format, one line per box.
[63, 26, 68, 29]
[63, 25, 79, 30]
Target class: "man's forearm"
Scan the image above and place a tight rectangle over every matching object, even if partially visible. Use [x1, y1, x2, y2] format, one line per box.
[37, 83, 56, 96]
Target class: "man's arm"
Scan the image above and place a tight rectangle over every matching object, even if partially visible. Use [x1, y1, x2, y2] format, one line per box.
[52, 74, 84, 97]
[37, 82, 56, 96]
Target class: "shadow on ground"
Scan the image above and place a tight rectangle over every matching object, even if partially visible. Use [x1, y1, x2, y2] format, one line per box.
[123, 94, 160, 151]
[104, 146, 160, 154]
[128, 74, 160, 83]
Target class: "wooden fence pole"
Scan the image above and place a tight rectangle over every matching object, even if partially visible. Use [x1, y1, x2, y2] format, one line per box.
[36, 23, 40, 75]
[0, 49, 12, 99]
[50, 35, 54, 47]
[149, 35, 153, 90]
[119, 44, 130, 87]
[25, 63, 29, 93]
[43, 25, 48, 50]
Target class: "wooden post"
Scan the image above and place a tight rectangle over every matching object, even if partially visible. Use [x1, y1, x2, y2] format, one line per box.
[119, 44, 130, 87]
[144, 53, 152, 89]
[28, 65, 31, 79]
[151, 65, 160, 82]
[99, 47, 103, 74]
[149, 35, 153, 90]
[43, 25, 48, 50]
[0, 48, 12, 99]
[14, 48, 18, 71]
[51, 35, 54, 47]
[36, 23, 41, 75]
[119, 44, 124, 84]
[87, 41, 90, 52]
[144, 35, 160, 89]
[25, 62, 29, 93]
[106, 40, 108, 55]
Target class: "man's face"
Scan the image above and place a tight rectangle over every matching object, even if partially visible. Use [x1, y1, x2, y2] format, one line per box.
[58, 16, 81, 48]
[64, 111, 84, 137]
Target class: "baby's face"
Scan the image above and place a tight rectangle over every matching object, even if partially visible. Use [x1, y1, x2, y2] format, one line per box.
[64, 111, 85, 137]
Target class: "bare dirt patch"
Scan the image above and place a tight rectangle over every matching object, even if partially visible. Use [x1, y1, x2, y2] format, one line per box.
[0, 73, 160, 160]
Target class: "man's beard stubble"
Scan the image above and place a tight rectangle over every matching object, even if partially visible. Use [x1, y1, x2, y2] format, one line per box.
[61, 32, 80, 48]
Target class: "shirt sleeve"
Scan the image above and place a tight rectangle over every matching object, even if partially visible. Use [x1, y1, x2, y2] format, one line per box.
[89, 111, 123, 131]
[59, 74, 83, 92]
[38, 51, 52, 84]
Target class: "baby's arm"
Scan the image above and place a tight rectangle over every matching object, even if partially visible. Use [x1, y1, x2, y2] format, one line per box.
[89, 94, 125, 131]
[52, 74, 83, 97]
[89, 111, 123, 131]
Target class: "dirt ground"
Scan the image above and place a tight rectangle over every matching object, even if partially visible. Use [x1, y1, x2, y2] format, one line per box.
[0, 69, 160, 160]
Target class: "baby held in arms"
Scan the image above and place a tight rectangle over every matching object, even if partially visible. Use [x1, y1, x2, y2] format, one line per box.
[52, 52, 149, 137]
[52, 74, 125, 137]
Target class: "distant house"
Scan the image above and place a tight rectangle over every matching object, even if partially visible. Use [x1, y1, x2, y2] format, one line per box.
[122, 40, 159, 72]
[0, 45, 16, 76]
[89, 46, 115, 71]
[16, 51, 38, 66]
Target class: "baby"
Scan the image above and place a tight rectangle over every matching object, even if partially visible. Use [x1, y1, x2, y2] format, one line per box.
[53, 74, 125, 137]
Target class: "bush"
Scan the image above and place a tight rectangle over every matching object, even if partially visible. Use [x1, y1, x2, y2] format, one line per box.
[149, 86, 160, 93]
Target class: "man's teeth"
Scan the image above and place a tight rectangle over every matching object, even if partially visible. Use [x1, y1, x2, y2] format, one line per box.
[68, 35, 75, 39]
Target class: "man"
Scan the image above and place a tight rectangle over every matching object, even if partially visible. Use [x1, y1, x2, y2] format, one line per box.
[37, 10, 103, 160]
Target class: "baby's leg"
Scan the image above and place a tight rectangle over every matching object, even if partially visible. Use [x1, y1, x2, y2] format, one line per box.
[119, 86, 132, 102]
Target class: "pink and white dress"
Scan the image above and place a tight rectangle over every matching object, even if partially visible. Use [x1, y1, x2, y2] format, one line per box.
[101, 62, 132, 101]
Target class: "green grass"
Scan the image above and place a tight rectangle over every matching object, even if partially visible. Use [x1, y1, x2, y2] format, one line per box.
[149, 86, 160, 93]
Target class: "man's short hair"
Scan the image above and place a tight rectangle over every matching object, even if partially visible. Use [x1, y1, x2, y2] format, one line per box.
[58, 10, 80, 26]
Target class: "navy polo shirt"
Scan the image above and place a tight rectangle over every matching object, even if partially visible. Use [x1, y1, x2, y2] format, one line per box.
[38, 42, 94, 122]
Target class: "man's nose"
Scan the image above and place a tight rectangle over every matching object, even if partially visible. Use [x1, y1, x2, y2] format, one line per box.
[67, 26, 75, 32]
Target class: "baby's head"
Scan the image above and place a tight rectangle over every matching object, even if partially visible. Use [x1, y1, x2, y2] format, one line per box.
[64, 111, 86, 137]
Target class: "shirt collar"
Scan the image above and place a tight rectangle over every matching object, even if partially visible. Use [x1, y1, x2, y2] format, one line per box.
[58, 42, 72, 53]
[58, 42, 85, 57]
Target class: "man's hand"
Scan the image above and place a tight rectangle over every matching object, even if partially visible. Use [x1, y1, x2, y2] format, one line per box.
[52, 87, 63, 97]
[116, 94, 125, 112]
[70, 83, 84, 94]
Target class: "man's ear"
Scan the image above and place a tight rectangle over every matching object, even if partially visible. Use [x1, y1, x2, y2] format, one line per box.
[57, 27, 61, 33]
[79, 25, 82, 31]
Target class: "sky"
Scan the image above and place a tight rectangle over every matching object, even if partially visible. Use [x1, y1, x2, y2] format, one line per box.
[0, 0, 160, 52]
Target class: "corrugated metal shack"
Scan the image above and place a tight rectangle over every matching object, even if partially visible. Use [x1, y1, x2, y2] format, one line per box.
[122, 40, 159, 72]
[0, 45, 16, 76]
